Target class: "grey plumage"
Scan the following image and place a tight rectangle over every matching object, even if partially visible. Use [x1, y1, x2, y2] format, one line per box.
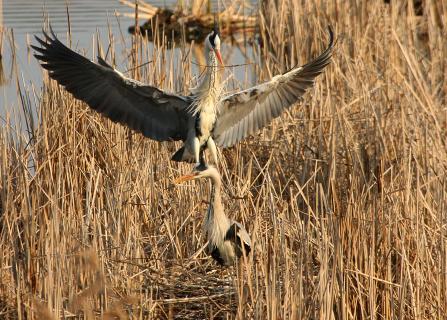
[213, 27, 335, 147]
[175, 166, 251, 266]
[32, 26, 335, 164]
[224, 222, 251, 258]
[32, 29, 192, 142]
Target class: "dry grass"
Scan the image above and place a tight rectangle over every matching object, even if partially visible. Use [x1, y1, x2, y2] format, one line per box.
[1, 0, 447, 319]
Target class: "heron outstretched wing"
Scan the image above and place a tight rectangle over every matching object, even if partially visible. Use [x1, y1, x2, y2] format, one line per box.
[32, 28, 192, 142]
[212, 27, 335, 148]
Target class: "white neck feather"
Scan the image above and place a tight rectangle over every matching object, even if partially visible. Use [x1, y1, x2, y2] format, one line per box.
[204, 173, 231, 247]
[188, 48, 223, 116]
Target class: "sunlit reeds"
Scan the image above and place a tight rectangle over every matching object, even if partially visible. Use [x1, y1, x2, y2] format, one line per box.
[1, 0, 446, 319]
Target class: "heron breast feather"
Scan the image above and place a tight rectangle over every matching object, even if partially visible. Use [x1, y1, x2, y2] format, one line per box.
[198, 110, 216, 137]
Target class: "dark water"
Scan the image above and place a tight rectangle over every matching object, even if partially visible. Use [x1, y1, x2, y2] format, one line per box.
[0, 0, 255, 132]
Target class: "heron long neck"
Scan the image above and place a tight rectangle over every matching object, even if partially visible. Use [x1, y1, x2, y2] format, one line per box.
[205, 173, 230, 245]
[208, 175, 223, 219]
[194, 49, 220, 96]
[205, 49, 219, 89]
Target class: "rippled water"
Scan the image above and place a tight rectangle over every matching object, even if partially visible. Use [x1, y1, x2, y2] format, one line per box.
[1, 0, 133, 124]
[0, 0, 255, 132]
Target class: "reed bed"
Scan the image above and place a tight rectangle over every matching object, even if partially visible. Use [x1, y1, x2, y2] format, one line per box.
[1, 0, 446, 319]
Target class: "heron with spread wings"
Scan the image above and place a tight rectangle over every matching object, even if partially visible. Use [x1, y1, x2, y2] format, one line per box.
[32, 26, 334, 166]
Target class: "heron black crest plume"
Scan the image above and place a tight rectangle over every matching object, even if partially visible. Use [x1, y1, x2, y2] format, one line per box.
[209, 15, 220, 47]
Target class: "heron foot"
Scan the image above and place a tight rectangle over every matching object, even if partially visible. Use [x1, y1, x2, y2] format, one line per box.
[194, 162, 208, 171]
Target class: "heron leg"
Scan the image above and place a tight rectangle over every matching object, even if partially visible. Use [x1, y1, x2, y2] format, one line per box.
[199, 149, 206, 166]
[193, 136, 201, 166]
[207, 137, 218, 164]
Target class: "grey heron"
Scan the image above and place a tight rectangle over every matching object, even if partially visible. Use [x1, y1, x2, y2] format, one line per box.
[175, 165, 251, 266]
[32, 26, 334, 166]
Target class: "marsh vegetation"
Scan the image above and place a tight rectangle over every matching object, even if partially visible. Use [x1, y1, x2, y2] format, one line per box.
[1, 0, 446, 319]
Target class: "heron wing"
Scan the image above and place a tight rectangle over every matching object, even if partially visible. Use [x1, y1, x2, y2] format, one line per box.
[213, 27, 335, 148]
[32, 28, 192, 141]
[225, 222, 251, 254]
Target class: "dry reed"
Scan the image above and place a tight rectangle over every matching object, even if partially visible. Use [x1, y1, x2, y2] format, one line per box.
[1, 0, 446, 319]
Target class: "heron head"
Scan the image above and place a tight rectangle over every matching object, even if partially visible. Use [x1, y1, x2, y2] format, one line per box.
[205, 27, 223, 66]
[174, 165, 219, 184]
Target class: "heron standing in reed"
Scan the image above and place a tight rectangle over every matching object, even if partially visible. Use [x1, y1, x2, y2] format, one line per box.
[175, 165, 251, 266]
[32, 25, 334, 166]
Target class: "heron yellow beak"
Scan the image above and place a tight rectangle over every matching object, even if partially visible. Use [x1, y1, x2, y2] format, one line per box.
[214, 49, 224, 66]
[174, 174, 196, 184]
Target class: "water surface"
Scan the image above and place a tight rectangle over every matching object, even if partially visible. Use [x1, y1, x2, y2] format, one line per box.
[0, 0, 255, 133]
